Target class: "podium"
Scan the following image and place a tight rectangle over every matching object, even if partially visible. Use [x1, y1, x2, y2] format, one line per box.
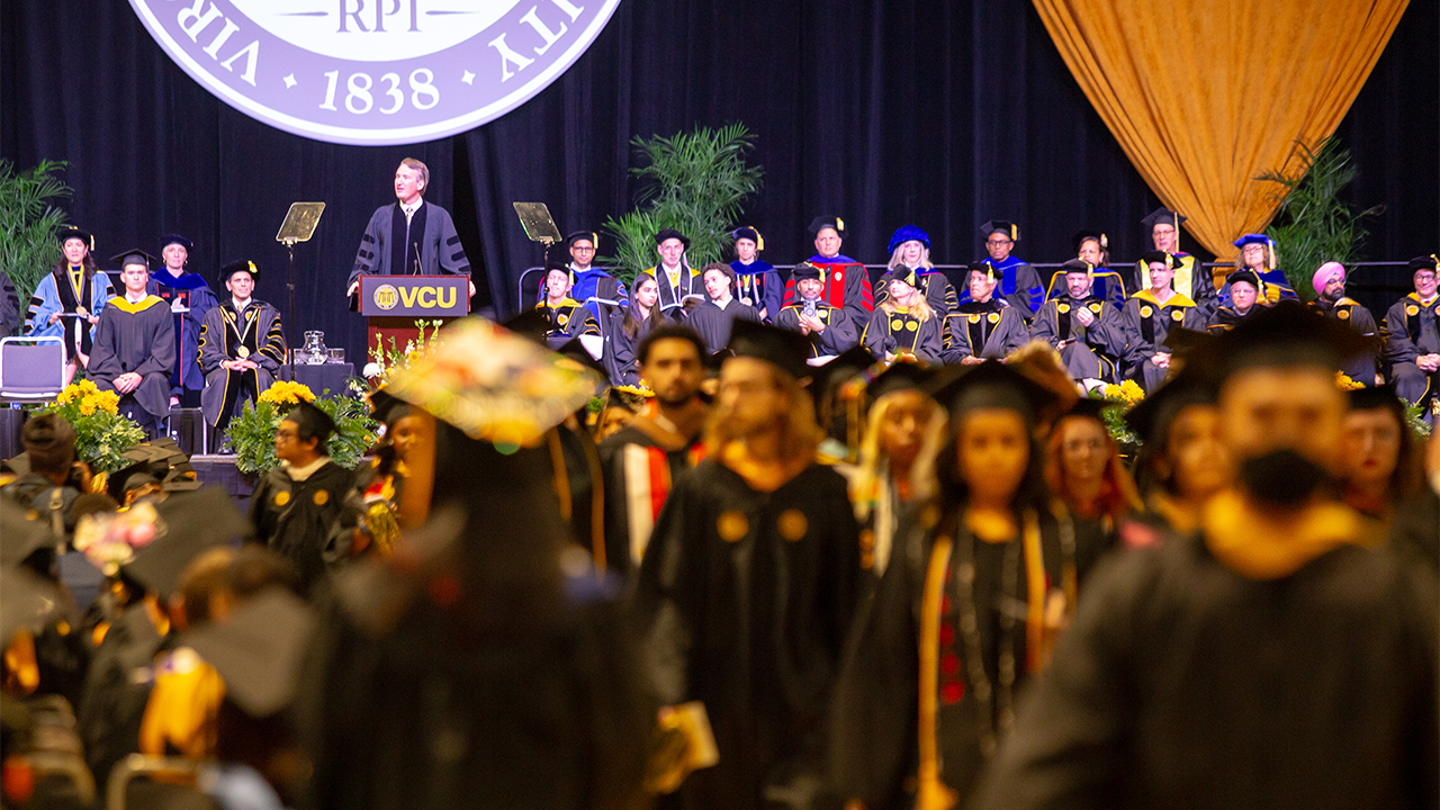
[358, 275, 470, 362]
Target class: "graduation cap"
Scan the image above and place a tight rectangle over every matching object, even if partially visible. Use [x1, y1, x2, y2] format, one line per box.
[1226, 269, 1262, 290]
[865, 360, 934, 407]
[1232, 233, 1273, 250]
[1063, 396, 1120, 423]
[731, 226, 764, 250]
[0, 497, 55, 567]
[808, 345, 875, 394]
[501, 308, 551, 343]
[1347, 384, 1404, 411]
[1140, 207, 1186, 232]
[1202, 300, 1374, 382]
[1, 566, 77, 647]
[564, 231, 599, 250]
[107, 439, 201, 501]
[543, 261, 575, 286]
[182, 587, 316, 717]
[367, 387, 418, 427]
[56, 227, 94, 250]
[385, 316, 603, 447]
[1123, 371, 1216, 447]
[968, 260, 1004, 282]
[1060, 258, 1094, 275]
[1161, 326, 1213, 368]
[120, 487, 249, 598]
[808, 215, 846, 237]
[979, 220, 1019, 242]
[109, 249, 158, 271]
[159, 233, 194, 252]
[925, 361, 1058, 425]
[654, 228, 690, 248]
[1140, 250, 1182, 269]
[791, 261, 822, 281]
[283, 401, 338, 444]
[890, 265, 919, 288]
[1408, 255, 1440, 274]
[887, 225, 931, 254]
[707, 348, 733, 372]
[604, 386, 648, 413]
[727, 319, 812, 381]
[1072, 230, 1108, 252]
[221, 259, 259, 281]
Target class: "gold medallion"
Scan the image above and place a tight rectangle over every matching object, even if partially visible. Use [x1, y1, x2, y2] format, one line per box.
[1057, 303, 1070, 314]
[1089, 304, 1102, 313]
[1407, 305, 1420, 316]
[777, 509, 808, 542]
[967, 315, 980, 324]
[905, 321, 918, 332]
[1172, 310, 1185, 322]
[987, 313, 1000, 324]
[236, 346, 250, 359]
[1337, 309, 1350, 320]
[313, 490, 330, 506]
[717, 511, 749, 542]
[1140, 306, 1153, 318]
[891, 318, 905, 330]
[557, 314, 569, 326]
[274, 490, 291, 506]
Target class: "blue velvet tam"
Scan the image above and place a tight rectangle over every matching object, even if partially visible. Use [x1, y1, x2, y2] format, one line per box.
[1232, 233, 1273, 249]
[887, 225, 931, 254]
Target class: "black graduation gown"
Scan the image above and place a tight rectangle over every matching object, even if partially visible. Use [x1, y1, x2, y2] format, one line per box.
[941, 300, 1029, 364]
[77, 604, 164, 786]
[634, 459, 863, 810]
[147, 271, 218, 397]
[89, 295, 176, 424]
[1309, 297, 1380, 385]
[686, 299, 760, 354]
[773, 302, 862, 358]
[248, 461, 355, 595]
[597, 418, 705, 578]
[973, 534, 1439, 810]
[829, 505, 1103, 810]
[607, 311, 655, 387]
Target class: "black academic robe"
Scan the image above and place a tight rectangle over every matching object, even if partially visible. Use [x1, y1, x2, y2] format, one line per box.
[537, 299, 600, 349]
[607, 311, 656, 387]
[634, 459, 863, 810]
[597, 417, 706, 578]
[645, 265, 703, 322]
[347, 200, 471, 290]
[89, 295, 176, 426]
[77, 604, 163, 786]
[1130, 254, 1218, 324]
[941, 301, 1029, 364]
[198, 300, 286, 428]
[147, 271, 219, 397]
[830, 504, 1109, 810]
[248, 460, 354, 595]
[1309, 297, 1380, 385]
[862, 307, 945, 365]
[773, 302, 862, 358]
[686, 299, 760, 354]
[973, 533, 1438, 810]
[1120, 291, 1207, 392]
[1029, 295, 1124, 381]
[547, 424, 608, 570]
[780, 254, 875, 330]
[1384, 293, 1440, 407]
[1207, 303, 1263, 333]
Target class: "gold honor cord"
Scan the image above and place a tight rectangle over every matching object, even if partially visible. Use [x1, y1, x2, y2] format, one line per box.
[917, 535, 958, 810]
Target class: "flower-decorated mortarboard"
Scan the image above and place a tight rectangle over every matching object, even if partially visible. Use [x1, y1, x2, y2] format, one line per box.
[384, 316, 603, 448]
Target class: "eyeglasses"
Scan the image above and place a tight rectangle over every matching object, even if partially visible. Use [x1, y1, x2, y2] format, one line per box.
[572, 245, 595, 252]
[986, 239, 1013, 247]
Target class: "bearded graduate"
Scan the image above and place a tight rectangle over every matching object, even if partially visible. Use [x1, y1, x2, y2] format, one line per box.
[975, 301, 1438, 810]
[301, 317, 649, 810]
[88, 250, 176, 438]
[862, 264, 945, 365]
[633, 320, 863, 810]
[830, 362, 1109, 810]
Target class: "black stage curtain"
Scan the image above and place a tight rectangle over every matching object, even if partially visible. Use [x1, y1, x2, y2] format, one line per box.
[3, 0, 1435, 363]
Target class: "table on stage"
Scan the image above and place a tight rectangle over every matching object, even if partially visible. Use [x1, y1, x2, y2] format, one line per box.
[280, 362, 355, 398]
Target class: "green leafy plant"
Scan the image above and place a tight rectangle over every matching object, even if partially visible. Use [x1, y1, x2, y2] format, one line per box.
[601, 123, 763, 284]
[37, 380, 146, 474]
[221, 381, 379, 474]
[0, 159, 73, 302]
[1257, 138, 1384, 302]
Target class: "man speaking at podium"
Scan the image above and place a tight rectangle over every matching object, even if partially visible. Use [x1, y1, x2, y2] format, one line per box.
[347, 158, 476, 304]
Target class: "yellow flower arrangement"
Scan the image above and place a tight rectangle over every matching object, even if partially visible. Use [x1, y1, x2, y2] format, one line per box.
[1101, 379, 1145, 407]
[257, 380, 316, 406]
[40, 380, 145, 473]
[1334, 371, 1365, 391]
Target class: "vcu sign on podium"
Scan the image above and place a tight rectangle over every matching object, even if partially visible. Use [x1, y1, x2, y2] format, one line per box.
[359, 275, 469, 317]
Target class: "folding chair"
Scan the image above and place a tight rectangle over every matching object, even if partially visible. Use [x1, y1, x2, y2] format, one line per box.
[0, 335, 66, 403]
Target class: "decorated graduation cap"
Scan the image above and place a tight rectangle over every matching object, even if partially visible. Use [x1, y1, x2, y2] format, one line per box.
[183, 587, 316, 717]
[791, 261, 822, 282]
[726, 319, 813, 381]
[283, 401, 338, 445]
[1201, 300, 1374, 382]
[808, 215, 846, 236]
[159, 233, 194, 252]
[56, 227, 94, 249]
[1072, 229, 1108, 252]
[979, 220, 1019, 242]
[1061, 258, 1094, 276]
[926, 361, 1058, 425]
[731, 226, 765, 250]
[221, 259, 259, 281]
[1140, 250, 1182, 269]
[120, 487, 250, 599]
[654, 228, 690, 248]
[968, 259, 1004, 282]
[385, 316, 603, 447]
[564, 230, 599, 249]
[1226, 269, 1262, 290]
[108, 248, 158, 271]
[1123, 370, 1215, 446]
[887, 224, 931, 254]
[1408, 254, 1440, 274]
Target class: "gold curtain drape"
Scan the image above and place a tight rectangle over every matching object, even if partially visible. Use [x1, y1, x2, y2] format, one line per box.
[1033, 0, 1409, 265]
